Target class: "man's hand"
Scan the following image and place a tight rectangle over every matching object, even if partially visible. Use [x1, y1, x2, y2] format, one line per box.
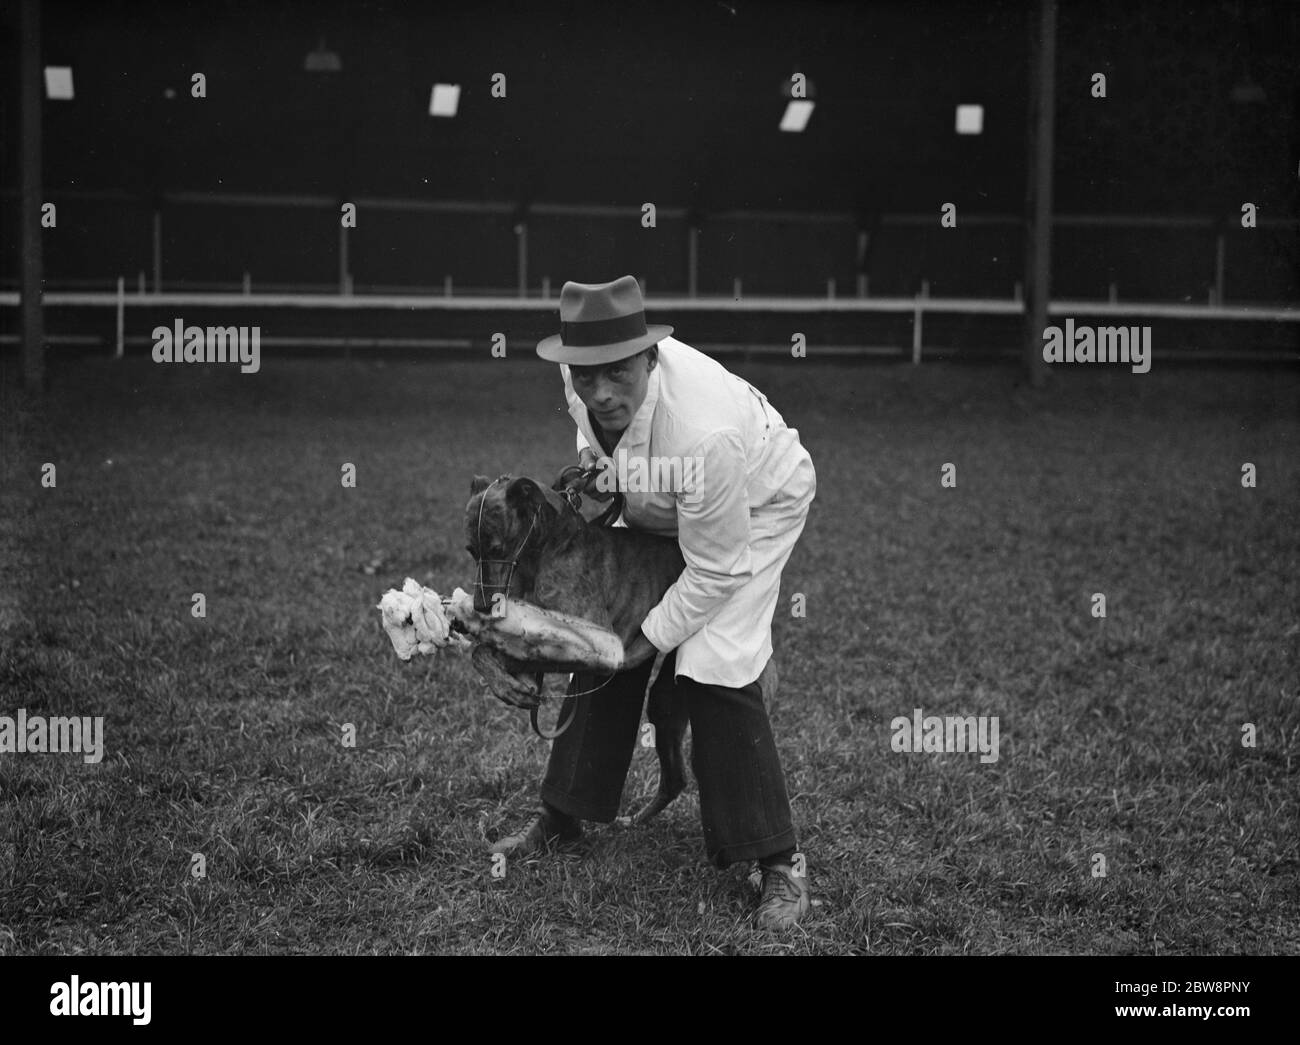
[622, 629, 660, 669]
[577, 448, 618, 503]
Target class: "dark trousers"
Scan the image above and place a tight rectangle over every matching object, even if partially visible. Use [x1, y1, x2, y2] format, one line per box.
[539, 651, 798, 868]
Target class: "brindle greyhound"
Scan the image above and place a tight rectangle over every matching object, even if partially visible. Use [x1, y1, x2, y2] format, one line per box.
[465, 473, 690, 825]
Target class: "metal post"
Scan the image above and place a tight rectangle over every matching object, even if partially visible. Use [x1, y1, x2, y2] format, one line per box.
[1214, 232, 1226, 305]
[152, 208, 163, 292]
[1108, 281, 1118, 303]
[733, 277, 742, 300]
[444, 274, 453, 297]
[339, 224, 349, 294]
[1021, 0, 1056, 388]
[687, 225, 699, 298]
[542, 276, 551, 299]
[19, 0, 44, 391]
[243, 271, 251, 295]
[856, 228, 870, 300]
[515, 221, 528, 298]
[115, 276, 125, 359]
[912, 280, 929, 365]
[827, 277, 836, 299]
[138, 271, 146, 295]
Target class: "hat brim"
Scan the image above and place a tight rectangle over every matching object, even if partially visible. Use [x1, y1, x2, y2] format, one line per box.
[536, 324, 673, 365]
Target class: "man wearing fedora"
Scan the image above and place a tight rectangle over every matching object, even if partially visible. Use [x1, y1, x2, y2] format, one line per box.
[493, 274, 817, 931]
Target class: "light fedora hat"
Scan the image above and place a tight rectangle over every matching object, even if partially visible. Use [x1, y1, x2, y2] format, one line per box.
[536, 275, 673, 365]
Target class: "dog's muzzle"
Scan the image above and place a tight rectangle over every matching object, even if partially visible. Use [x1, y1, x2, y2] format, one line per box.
[473, 557, 517, 616]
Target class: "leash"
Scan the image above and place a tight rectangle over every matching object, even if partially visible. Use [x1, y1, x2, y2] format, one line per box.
[529, 662, 620, 740]
[555, 463, 625, 527]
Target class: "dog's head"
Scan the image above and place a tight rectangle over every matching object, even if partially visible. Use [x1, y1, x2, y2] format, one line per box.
[464, 474, 563, 614]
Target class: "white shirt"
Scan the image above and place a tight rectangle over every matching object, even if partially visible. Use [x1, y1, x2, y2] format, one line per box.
[560, 337, 816, 686]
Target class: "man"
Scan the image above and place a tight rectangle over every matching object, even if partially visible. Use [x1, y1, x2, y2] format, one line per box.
[493, 275, 817, 931]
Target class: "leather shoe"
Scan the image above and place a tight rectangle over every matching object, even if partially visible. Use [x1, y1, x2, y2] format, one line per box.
[753, 863, 810, 930]
[488, 808, 582, 858]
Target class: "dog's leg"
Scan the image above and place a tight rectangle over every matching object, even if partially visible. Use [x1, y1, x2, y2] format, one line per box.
[471, 645, 542, 708]
[624, 653, 688, 826]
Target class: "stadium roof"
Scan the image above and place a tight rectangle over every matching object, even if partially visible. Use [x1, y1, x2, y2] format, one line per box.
[2, 0, 1296, 217]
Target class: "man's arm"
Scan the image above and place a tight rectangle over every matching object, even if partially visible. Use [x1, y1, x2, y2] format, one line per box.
[640, 429, 753, 653]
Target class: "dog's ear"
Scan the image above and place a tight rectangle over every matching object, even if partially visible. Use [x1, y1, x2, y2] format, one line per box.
[469, 474, 492, 496]
[505, 476, 547, 514]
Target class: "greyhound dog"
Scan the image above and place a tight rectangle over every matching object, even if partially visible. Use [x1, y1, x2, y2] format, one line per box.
[464, 473, 692, 824]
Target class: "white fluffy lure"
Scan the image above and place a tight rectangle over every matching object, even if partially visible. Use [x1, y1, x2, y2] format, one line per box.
[377, 579, 473, 661]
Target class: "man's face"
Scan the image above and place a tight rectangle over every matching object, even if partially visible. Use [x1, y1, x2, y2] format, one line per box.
[569, 349, 654, 433]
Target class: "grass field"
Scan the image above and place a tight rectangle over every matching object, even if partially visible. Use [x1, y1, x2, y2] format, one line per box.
[1, 353, 1297, 955]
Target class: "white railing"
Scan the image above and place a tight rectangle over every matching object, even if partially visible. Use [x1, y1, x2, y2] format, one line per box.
[1, 286, 1296, 363]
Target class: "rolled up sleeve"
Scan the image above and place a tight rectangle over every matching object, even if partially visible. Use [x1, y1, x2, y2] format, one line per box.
[640, 429, 752, 652]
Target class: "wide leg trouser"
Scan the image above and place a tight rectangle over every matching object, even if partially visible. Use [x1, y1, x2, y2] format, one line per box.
[538, 653, 798, 868]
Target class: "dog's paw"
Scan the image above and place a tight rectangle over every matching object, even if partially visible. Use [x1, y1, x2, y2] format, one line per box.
[472, 646, 542, 709]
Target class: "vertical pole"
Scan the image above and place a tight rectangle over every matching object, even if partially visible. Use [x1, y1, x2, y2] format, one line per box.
[444, 274, 453, 297]
[19, 0, 44, 391]
[152, 208, 163, 292]
[339, 224, 349, 294]
[515, 221, 528, 298]
[243, 271, 251, 295]
[912, 280, 928, 365]
[542, 275, 550, 299]
[827, 277, 836, 299]
[733, 276, 742, 300]
[856, 228, 869, 300]
[687, 224, 699, 298]
[115, 276, 125, 359]
[1022, 0, 1056, 388]
[1214, 232, 1226, 305]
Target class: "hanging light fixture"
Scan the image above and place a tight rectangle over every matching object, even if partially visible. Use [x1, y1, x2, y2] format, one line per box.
[304, 36, 341, 73]
[779, 69, 815, 132]
[1230, 73, 1265, 104]
[44, 66, 74, 99]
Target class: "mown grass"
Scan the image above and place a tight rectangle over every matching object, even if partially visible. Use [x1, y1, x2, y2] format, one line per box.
[0, 352, 1297, 955]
